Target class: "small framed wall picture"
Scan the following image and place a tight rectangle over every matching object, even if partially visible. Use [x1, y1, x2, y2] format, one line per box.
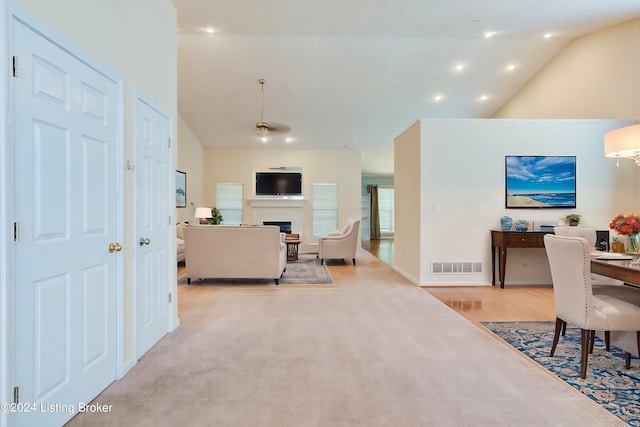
[175, 170, 186, 208]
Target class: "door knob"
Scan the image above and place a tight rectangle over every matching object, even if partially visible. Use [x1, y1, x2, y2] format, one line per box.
[108, 243, 122, 253]
[139, 238, 151, 246]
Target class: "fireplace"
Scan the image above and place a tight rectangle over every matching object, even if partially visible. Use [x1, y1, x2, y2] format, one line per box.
[253, 210, 302, 236]
[263, 221, 292, 234]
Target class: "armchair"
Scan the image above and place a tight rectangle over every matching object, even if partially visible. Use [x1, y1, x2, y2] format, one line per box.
[318, 218, 360, 265]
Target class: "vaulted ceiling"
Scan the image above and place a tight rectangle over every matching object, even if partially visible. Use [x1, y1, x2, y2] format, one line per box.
[172, 0, 640, 175]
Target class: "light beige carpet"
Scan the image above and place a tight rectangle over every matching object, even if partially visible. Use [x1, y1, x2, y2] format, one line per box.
[66, 252, 623, 426]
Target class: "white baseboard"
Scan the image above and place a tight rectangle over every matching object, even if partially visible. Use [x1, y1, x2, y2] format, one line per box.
[391, 265, 420, 285]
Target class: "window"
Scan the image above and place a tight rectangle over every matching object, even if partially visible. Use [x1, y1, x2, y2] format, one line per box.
[312, 183, 338, 238]
[215, 182, 243, 225]
[378, 186, 394, 236]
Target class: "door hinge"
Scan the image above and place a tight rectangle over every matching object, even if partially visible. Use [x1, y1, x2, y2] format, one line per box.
[168, 293, 172, 303]
[12, 56, 18, 77]
[13, 222, 19, 242]
[13, 386, 19, 404]
[168, 137, 171, 148]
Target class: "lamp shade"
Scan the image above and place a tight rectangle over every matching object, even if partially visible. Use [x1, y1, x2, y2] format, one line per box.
[194, 207, 212, 219]
[604, 124, 640, 161]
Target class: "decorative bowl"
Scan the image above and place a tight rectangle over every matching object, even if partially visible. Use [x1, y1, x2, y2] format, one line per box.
[514, 220, 528, 232]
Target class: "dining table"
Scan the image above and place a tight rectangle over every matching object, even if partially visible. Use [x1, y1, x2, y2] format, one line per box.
[590, 251, 640, 356]
[590, 252, 640, 286]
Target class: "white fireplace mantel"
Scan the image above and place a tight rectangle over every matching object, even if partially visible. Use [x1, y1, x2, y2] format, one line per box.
[247, 197, 305, 208]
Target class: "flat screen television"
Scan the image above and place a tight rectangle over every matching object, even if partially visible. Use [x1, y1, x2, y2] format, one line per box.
[255, 172, 302, 196]
[505, 155, 576, 209]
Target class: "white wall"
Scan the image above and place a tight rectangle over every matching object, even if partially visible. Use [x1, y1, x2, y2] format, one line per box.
[395, 118, 637, 286]
[4, 0, 177, 371]
[176, 114, 204, 225]
[203, 148, 362, 252]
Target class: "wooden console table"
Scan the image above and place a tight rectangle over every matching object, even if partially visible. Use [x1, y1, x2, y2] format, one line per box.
[490, 230, 553, 288]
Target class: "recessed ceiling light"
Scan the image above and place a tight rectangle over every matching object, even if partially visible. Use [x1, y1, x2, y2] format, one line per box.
[543, 32, 554, 39]
[285, 137, 294, 143]
[432, 94, 444, 102]
[453, 63, 465, 72]
[505, 64, 517, 72]
[202, 27, 215, 34]
[484, 31, 497, 38]
[478, 94, 490, 102]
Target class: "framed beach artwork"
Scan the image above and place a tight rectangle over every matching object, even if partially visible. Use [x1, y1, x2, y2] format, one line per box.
[175, 170, 186, 208]
[505, 156, 576, 209]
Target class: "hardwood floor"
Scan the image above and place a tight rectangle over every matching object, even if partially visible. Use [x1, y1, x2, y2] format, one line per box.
[361, 237, 556, 325]
[424, 286, 555, 325]
[361, 238, 394, 266]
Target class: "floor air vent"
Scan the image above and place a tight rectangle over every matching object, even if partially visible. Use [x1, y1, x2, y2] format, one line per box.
[432, 262, 482, 274]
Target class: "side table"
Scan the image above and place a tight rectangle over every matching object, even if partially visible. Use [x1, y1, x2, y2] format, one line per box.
[285, 240, 301, 261]
[284, 233, 301, 261]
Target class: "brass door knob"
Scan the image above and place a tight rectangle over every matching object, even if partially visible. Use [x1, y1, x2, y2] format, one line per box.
[108, 243, 122, 253]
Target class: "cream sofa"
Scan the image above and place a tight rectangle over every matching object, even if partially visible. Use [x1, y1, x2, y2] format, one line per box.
[183, 225, 287, 285]
[176, 223, 185, 262]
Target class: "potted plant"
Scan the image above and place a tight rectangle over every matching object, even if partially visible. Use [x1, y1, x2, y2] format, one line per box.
[611, 236, 625, 253]
[565, 214, 581, 226]
[207, 207, 223, 225]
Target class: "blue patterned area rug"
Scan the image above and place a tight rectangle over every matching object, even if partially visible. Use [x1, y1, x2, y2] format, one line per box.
[179, 254, 334, 286]
[482, 321, 640, 425]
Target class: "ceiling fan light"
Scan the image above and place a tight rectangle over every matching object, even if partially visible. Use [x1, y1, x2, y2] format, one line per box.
[256, 122, 269, 137]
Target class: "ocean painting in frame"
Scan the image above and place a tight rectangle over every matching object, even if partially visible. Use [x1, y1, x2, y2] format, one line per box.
[505, 156, 576, 209]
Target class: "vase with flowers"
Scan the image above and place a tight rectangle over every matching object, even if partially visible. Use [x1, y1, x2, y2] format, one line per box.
[610, 214, 640, 253]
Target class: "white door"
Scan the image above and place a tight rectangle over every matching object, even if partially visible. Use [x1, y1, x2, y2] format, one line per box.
[135, 97, 172, 358]
[12, 19, 119, 427]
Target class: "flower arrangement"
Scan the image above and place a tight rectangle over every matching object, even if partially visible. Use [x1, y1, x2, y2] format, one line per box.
[609, 214, 640, 236]
[610, 214, 640, 253]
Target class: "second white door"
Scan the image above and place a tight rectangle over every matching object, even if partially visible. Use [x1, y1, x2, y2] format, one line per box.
[135, 96, 173, 358]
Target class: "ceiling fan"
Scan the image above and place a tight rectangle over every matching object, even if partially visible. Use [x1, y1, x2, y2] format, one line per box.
[256, 79, 291, 138]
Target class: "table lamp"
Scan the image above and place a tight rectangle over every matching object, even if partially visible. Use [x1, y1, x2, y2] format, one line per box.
[194, 206, 212, 224]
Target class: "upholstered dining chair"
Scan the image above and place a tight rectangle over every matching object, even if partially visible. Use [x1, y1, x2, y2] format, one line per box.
[554, 226, 623, 288]
[544, 234, 640, 378]
[318, 218, 360, 265]
[553, 226, 598, 247]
